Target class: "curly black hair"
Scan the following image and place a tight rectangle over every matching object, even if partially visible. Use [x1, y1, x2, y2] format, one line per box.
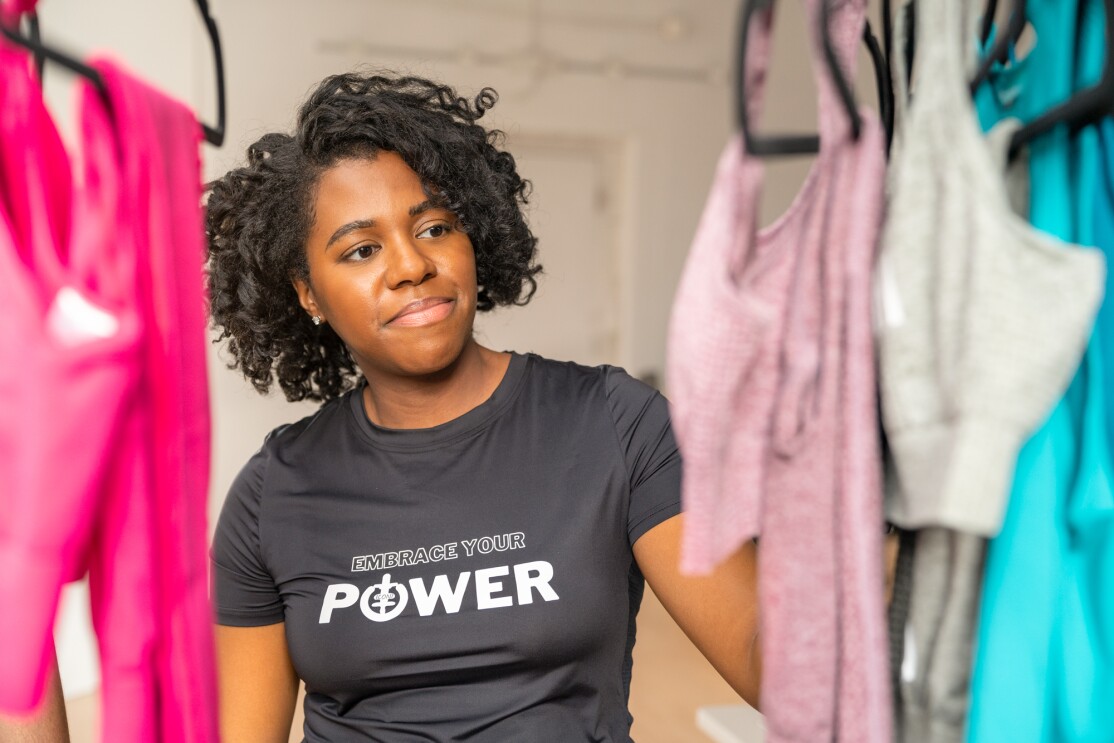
[205, 72, 541, 402]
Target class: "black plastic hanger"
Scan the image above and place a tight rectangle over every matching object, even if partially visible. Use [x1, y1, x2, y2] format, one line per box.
[0, 9, 105, 95]
[737, 0, 888, 157]
[880, 0, 912, 91]
[969, 0, 1027, 95]
[979, 0, 1000, 45]
[24, 12, 45, 83]
[862, 15, 894, 154]
[820, 0, 891, 145]
[879, 0, 916, 93]
[0, 0, 226, 147]
[1006, 0, 1113, 161]
[882, 0, 895, 85]
[903, 1, 916, 90]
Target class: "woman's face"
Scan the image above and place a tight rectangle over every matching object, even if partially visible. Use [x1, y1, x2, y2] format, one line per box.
[293, 152, 479, 379]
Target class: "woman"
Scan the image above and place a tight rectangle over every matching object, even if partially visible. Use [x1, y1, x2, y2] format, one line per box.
[213, 72, 760, 742]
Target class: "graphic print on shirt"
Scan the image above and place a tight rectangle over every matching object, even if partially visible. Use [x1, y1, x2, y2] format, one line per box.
[319, 530, 560, 624]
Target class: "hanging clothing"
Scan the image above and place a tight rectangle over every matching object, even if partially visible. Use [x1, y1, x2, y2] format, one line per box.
[0, 0, 37, 20]
[878, 64, 1103, 534]
[95, 59, 218, 743]
[967, 0, 1114, 740]
[1045, 4, 1114, 733]
[0, 41, 142, 716]
[877, 0, 1107, 738]
[898, 527, 985, 743]
[0, 41, 218, 742]
[877, 3, 1001, 740]
[1096, 128, 1114, 430]
[1076, 114, 1114, 741]
[665, 32, 788, 571]
[668, 0, 890, 740]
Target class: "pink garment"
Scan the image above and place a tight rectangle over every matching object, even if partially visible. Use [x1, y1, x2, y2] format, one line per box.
[0, 41, 141, 715]
[667, 1, 891, 741]
[834, 120, 889, 743]
[0, 43, 217, 742]
[0, 0, 39, 23]
[93, 58, 218, 743]
[667, 8, 794, 573]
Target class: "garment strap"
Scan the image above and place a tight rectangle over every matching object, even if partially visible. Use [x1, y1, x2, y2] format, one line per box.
[742, 0, 868, 145]
[738, 1, 776, 133]
[811, 0, 868, 138]
[0, 42, 72, 290]
[890, 0, 985, 150]
[923, 0, 984, 69]
[889, 0, 913, 133]
[914, 0, 985, 100]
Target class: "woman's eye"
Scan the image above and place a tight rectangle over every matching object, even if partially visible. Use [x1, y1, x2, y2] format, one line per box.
[345, 244, 377, 261]
[417, 223, 450, 239]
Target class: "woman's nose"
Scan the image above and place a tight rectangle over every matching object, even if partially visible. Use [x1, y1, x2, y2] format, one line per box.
[384, 237, 436, 289]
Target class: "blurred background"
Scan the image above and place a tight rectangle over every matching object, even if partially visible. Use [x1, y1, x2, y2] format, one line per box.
[32, 0, 887, 739]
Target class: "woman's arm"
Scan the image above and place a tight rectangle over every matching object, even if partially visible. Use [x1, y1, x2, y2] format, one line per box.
[215, 623, 299, 743]
[633, 513, 762, 709]
[0, 652, 70, 743]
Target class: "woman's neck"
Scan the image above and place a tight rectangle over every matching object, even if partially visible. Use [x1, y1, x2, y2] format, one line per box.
[359, 341, 510, 430]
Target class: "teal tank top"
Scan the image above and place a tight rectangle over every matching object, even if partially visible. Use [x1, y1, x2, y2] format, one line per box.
[968, 1, 1114, 740]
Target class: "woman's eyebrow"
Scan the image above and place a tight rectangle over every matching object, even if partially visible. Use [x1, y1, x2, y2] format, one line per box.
[325, 201, 444, 251]
[409, 199, 438, 217]
[326, 219, 375, 251]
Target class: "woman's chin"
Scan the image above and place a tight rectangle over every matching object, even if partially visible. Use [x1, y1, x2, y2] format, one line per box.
[383, 337, 479, 379]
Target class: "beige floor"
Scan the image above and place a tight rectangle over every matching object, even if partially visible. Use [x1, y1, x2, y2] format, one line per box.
[61, 588, 746, 743]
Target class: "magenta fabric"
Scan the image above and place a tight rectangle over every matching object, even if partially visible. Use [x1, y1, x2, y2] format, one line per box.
[0, 41, 141, 715]
[0, 0, 39, 23]
[0, 43, 217, 742]
[667, 0, 891, 740]
[91, 58, 218, 743]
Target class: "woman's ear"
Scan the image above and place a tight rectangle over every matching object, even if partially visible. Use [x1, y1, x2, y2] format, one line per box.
[291, 273, 322, 321]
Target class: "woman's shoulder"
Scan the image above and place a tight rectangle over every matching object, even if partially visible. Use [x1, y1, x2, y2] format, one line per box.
[521, 353, 665, 429]
[524, 353, 655, 397]
[222, 391, 357, 516]
[257, 389, 357, 454]
[230, 390, 358, 495]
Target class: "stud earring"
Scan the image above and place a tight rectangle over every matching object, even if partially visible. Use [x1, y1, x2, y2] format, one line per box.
[311, 315, 323, 326]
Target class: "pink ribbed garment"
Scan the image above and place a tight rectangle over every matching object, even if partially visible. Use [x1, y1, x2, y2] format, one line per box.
[834, 120, 889, 743]
[0, 41, 217, 742]
[667, 1, 891, 741]
[667, 5, 795, 572]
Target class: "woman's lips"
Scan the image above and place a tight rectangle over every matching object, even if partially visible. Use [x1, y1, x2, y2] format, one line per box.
[388, 297, 455, 327]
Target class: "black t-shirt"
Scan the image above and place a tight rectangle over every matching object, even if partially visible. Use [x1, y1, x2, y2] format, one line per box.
[211, 353, 682, 742]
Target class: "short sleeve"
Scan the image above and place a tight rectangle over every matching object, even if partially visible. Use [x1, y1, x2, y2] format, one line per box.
[603, 367, 683, 545]
[210, 443, 285, 626]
